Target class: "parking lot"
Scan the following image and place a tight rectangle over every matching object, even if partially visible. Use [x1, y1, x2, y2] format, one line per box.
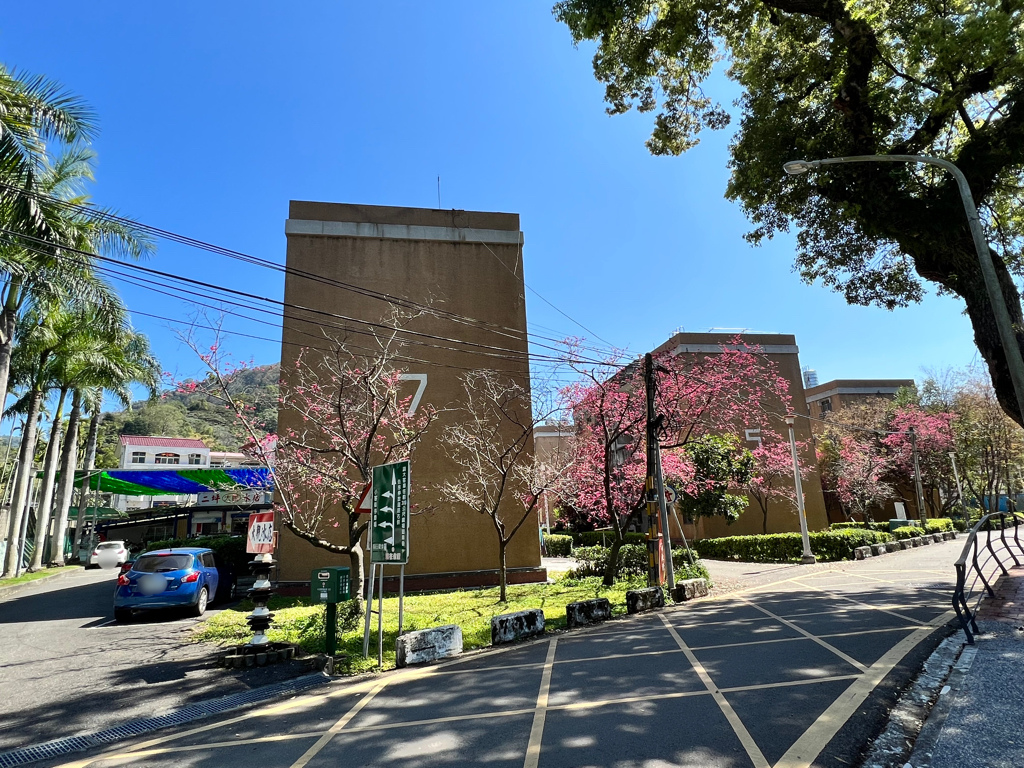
[55, 543, 960, 768]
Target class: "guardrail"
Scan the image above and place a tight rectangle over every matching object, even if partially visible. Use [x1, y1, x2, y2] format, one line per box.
[953, 511, 1024, 644]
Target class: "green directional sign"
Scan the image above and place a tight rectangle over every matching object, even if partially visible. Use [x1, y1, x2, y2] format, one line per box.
[370, 460, 410, 564]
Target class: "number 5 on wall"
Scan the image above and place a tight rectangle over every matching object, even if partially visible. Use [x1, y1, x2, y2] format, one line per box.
[399, 373, 427, 416]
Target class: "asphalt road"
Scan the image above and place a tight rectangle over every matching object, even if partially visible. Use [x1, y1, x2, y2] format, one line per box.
[55, 541, 963, 768]
[0, 567, 304, 753]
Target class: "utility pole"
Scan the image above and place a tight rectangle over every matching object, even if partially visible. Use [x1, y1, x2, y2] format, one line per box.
[909, 428, 927, 524]
[643, 354, 674, 588]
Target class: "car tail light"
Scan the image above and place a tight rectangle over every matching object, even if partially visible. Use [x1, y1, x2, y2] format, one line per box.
[117, 574, 130, 586]
[92, 550, 99, 556]
[182, 571, 201, 583]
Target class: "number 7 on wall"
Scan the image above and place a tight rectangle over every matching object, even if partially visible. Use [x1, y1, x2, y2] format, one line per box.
[399, 373, 427, 416]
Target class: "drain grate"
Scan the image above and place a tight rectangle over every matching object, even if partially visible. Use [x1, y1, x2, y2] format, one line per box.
[0, 673, 329, 767]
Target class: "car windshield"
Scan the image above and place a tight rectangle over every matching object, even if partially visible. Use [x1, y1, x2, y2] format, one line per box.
[134, 554, 193, 573]
[98, 542, 123, 550]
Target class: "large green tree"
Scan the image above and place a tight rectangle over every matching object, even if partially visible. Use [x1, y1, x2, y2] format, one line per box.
[557, 0, 1024, 422]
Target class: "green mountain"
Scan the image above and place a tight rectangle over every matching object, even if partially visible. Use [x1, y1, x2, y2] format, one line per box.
[94, 364, 279, 467]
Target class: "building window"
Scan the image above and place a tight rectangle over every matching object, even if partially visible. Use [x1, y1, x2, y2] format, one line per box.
[131, 451, 146, 464]
[188, 453, 203, 465]
[154, 452, 180, 465]
[819, 398, 833, 416]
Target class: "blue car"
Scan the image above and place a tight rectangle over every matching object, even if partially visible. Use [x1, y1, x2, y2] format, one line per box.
[114, 548, 220, 623]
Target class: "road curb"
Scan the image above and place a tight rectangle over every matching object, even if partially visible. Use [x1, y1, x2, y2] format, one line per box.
[0, 567, 87, 602]
[0, 671, 331, 767]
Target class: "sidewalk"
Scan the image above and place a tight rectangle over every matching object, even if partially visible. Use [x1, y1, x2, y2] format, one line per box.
[911, 565, 1024, 768]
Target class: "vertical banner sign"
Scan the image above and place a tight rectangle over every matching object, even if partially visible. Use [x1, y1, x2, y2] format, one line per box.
[246, 511, 274, 554]
[370, 460, 410, 564]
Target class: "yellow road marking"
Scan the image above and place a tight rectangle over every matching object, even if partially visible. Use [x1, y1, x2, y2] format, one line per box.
[741, 600, 869, 673]
[659, 613, 771, 768]
[787, 580, 931, 625]
[288, 678, 389, 768]
[774, 610, 954, 768]
[522, 637, 558, 768]
[687, 624, 921, 653]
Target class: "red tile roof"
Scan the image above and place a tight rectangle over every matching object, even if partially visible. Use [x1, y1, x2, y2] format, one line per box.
[119, 436, 208, 449]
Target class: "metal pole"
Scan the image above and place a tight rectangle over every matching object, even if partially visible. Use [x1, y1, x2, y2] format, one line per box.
[785, 154, 1024, 422]
[643, 353, 661, 586]
[377, 563, 384, 667]
[362, 562, 375, 658]
[398, 564, 405, 636]
[654, 442, 675, 590]
[785, 415, 815, 563]
[909, 428, 928, 524]
[325, 601, 337, 657]
[949, 452, 968, 521]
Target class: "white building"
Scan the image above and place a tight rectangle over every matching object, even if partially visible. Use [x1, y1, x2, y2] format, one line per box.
[114, 436, 211, 512]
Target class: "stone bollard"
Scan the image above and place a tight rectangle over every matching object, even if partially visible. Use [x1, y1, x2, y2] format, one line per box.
[492, 609, 545, 645]
[854, 546, 872, 560]
[626, 587, 665, 614]
[670, 579, 710, 603]
[932, 533, 944, 543]
[870, 543, 887, 557]
[566, 598, 612, 628]
[396, 625, 463, 667]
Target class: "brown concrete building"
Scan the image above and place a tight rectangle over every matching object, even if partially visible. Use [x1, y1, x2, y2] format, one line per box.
[652, 332, 830, 539]
[277, 202, 544, 588]
[804, 379, 916, 423]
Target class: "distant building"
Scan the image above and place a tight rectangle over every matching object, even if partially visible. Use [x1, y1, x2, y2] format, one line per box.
[114, 436, 210, 512]
[804, 379, 916, 422]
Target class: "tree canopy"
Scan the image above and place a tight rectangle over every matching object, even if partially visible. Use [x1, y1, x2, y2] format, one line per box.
[556, 0, 1024, 422]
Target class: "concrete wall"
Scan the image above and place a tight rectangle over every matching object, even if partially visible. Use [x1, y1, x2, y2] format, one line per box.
[277, 202, 542, 585]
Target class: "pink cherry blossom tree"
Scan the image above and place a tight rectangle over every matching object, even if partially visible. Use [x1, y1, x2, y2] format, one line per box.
[881, 407, 956, 517]
[744, 432, 809, 535]
[178, 312, 437, 600]
[560, 337, 792, 585]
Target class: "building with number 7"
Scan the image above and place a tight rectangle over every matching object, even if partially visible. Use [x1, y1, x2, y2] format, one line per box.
[276, 202, 545, 589]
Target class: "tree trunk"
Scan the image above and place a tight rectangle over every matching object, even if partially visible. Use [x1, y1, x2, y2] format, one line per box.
[2, 391, 42, 577]
[49, 390, 83, 566]
[603, 534, 623, 587]
[72, 410, 102, 560]
[499, 538, 508, 602]
[29, 389, 67, 571]
[0, 285, 20, 422]
[348, 536, 365, 606]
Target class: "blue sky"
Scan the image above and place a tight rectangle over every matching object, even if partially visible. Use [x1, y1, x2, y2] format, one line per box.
[1, 2, 980, 396]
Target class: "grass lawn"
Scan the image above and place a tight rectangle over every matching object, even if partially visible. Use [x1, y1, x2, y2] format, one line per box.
[193, 575, 648, 674]
[0, 564, 84, 589]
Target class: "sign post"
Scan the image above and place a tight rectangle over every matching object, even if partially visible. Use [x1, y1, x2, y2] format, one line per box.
[362, 460, 410, 664]
[245, 511, 276, 648]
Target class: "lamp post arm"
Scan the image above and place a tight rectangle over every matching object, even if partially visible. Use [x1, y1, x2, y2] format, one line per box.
[802, 154, 1024, 423]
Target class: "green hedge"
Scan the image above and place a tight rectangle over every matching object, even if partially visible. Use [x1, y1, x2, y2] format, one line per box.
[829, 521, 891, 533]
[545, 534, 573, 557]
[144, 535, 250, 572]
[567, 543, 711, 584]
[568, 531, 648, 547]
[693, 528, 892, 563]
[925, 518, 954, 533]
[890, 526, 924, 540]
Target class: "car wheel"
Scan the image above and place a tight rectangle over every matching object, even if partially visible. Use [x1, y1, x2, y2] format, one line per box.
[191, 587, 209, 617]
[114, 608, 132, 623]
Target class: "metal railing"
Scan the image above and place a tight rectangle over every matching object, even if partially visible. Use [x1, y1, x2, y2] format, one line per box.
[953, 511, 1024, 643]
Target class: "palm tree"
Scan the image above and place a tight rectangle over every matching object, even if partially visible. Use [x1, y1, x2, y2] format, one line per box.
[50, 326, 160, 566]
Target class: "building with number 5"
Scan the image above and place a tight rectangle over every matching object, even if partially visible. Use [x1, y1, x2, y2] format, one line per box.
[276, 202, 544, 589]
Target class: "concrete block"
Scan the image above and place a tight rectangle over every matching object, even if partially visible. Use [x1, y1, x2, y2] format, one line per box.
[491, 609, 545, 645]
[920, 535, 932, 545]
[899, 540, 912, 550]
[854, 546, 872, 560]
[943, 531, 955, 540]
[911, 537, 923, 547]
[884, 542, 900, 553]
[870, 543, 887, 557]
[626, 587, 665, 614]
[566, 598, 611, 628]
[670, 578, 710, 603]
[932, 533, 944, 543]
[396, 624, 463, 667]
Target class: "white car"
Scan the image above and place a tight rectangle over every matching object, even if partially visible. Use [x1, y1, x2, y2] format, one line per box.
[89, 541, 130, 568]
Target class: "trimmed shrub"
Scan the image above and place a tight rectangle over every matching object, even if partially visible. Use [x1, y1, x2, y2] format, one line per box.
[830, 521, 890, 532]
[545, 534, 573, 557]
[569, 531, 648, 547]
[693, 528, 892, 563]
[891, 525, 924, 541]
[672, 548, 711, 583]
[924, 518, 954, 534]
[568, 542, 711, 583]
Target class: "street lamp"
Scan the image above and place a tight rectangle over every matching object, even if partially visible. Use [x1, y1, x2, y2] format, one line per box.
[785, 414, 816, 564]
[783, 154, 1024, 423]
